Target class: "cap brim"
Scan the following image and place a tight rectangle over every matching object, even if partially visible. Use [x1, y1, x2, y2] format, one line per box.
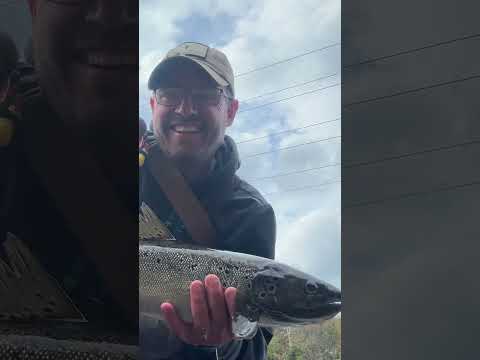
[148, 56, 229, 90]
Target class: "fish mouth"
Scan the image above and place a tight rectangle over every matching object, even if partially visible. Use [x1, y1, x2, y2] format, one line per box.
[317, 301, 341, 318]
[260, 300, 341, 327]
[298, 300, 342, 323]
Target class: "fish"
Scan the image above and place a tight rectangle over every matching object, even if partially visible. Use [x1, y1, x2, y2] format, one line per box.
[139, 204, 341, 341]
[0, 233, 138, 359]
[0, 321, 138, 359]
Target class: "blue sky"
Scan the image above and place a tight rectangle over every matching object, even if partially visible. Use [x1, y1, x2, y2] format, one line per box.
[140, 0, 341, 288]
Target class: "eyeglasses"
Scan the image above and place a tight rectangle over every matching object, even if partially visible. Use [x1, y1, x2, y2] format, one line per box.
[154, 87, 231, 107]
[46, 0, 82, 5]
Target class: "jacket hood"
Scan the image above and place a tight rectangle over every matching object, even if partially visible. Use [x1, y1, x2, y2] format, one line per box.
[192, 135, 240, 197]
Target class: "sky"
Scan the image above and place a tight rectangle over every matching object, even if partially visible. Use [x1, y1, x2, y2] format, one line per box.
[140, 0, 341, 288]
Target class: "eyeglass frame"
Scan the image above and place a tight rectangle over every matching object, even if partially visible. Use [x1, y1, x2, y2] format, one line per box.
[153, 86, 233, 108]
[45, 0, 82, 5]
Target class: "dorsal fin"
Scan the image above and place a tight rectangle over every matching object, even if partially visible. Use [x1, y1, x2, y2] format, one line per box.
[139, 203, 175, 241]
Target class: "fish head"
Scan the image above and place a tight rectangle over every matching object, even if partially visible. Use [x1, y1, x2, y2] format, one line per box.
[248, 263, 341, 327]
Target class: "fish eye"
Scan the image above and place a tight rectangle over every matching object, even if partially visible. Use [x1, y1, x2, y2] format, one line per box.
[258, 291, 267, 300]
[305, 281, 319, 295]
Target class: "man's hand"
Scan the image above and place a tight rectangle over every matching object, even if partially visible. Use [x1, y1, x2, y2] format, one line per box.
[161, 274, 237, 346]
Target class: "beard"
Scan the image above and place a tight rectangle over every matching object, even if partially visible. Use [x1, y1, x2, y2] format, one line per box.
[153, 112, 225, 180]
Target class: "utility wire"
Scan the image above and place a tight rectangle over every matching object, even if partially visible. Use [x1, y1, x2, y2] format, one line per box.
[343, 33, 480, 69]
[240, 72, 339, 104]
[345, 179, 480, 208]
[239, 83, 340, 114]
[244, 135, 340, 158]
[263, 179, 341, 196]
[236, 117, 341, 145]
[343, 138, 480, 169]
[344, 74, 480, 108]
[235, 42, 340, 78]
[246, 162, 341, 182]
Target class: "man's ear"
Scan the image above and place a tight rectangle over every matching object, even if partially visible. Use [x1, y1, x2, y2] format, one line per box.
[27, 0, 37, 17]
[226, 99, 239, 127]
[150, 96, 156, 112]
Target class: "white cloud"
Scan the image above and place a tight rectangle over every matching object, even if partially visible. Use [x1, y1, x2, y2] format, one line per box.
[275, 200, 341, 288]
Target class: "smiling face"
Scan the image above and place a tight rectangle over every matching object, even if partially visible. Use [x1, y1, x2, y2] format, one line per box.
[28, 0, 138, 138]
[150, 59, 238, 168]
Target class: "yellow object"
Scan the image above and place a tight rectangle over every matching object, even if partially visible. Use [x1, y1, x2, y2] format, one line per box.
[139, 152, 146, 167]
[0, 117, 14, 147]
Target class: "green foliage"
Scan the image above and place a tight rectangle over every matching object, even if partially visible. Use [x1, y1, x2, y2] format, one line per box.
[267, 317, 341, 360]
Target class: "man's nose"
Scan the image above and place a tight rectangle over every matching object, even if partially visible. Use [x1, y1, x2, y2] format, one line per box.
[86, 0, 137, 26]
[174, 95, 198, 117]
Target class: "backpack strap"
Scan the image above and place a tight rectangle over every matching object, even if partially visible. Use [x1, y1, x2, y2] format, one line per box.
[140, 135, 216, 248]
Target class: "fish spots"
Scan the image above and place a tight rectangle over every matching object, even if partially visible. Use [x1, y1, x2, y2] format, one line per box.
[304, 281, 319, 295]
[43, 307, 54, 314]
[267, 284, 276, 294]
[258, 291, 267, 300]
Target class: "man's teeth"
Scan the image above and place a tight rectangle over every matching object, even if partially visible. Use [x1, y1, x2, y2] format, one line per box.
[172, 125, 201, 133]
[87, 53, 137, 67]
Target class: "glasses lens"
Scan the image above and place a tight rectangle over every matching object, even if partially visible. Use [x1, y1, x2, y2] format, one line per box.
[155, 89, 182, 106]
[192, 89, 222, 106]
[155, 88, 223, 107]
[46, 0, 82, 4]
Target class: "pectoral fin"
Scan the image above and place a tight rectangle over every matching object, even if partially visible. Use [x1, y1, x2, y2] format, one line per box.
[232, 314, 258, 339]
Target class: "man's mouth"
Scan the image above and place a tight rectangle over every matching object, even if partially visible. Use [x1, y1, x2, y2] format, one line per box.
[76, 52, 138, 69]
[170, 123, 203, 134]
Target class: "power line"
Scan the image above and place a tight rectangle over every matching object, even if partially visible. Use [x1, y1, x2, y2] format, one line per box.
[246, 162, 341, 182]
[344, 73, 480, 108]
[238, 83, 340, 114]
[343, 138, 480, 169]
[244, 135, 340, 158]
[263, 179, 341, 196]
[236, 117, 341, 145]
[240, 73, 339, 104]
[345, 179, 480, 208]
[343, 33, 480, 69]
[235, 42, 341, 78]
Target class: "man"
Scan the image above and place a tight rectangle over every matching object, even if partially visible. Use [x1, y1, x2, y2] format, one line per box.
[2, 0, 138, 330]
[140, 42, 276, 359]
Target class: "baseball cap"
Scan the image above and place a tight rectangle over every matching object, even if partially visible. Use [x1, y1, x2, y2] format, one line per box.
[147, 42, 235, 97]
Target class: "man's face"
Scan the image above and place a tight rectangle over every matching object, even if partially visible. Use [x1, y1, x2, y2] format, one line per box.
[150, 61, 238, 166]
[29, 0, 138, 136]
